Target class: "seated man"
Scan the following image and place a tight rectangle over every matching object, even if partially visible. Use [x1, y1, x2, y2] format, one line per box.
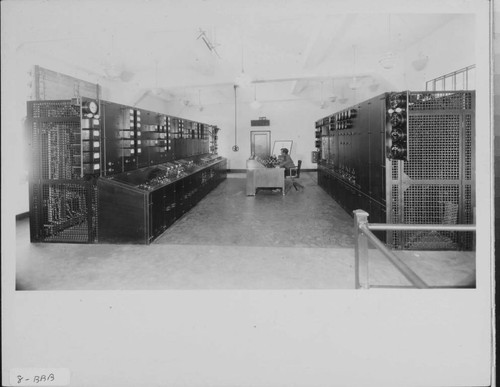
[278, 148, 295, 176]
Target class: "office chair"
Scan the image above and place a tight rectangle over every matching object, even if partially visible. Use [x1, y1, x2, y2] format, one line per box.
[287, 160, 303, 190]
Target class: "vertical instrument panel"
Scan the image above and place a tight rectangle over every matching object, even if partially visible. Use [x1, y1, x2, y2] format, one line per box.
[139, 110, 169, 166]
[315, 91, 475, 250]
[101, 102, 138, 174]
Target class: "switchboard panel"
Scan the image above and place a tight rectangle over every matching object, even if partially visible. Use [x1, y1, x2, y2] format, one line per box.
[138, 110, 171, 167]
[101, 102, 138, 175]
[315, 91, 475, 250]
[28, 98, 223, 244]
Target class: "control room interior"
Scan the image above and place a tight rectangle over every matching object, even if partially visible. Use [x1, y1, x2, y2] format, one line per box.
[4, 2, 487, 290]
[1, 1, 495, 386]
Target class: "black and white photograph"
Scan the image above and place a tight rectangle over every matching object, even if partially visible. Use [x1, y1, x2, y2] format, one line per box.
[2, 0, 495, 386]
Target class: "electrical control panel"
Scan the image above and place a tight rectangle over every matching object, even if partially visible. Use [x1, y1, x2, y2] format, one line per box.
[28, 97, 223, 244]
[101, 102, 138, 174]
[315, 91, 475, 250]
[97, 156, 227, 244]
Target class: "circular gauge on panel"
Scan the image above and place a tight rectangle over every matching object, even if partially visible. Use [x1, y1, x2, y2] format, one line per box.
[83, 100, 99, 115]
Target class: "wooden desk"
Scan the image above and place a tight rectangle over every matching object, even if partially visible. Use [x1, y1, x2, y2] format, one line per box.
[246, 160, 285, 196]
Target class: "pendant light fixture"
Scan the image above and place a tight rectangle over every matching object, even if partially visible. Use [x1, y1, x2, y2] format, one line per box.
[329, 79, 337, 103]
[348, 45, 359, 90]
[338, 84, 348, 104]
[379, 14, 396, 70]
[250, 84, 262, 109]
[319, 81, 327, 109]
[103, 34, 134, 82]
[234, 42, 252, 88]
[198, 89, 204, 112]
[152, 60, 161, 95]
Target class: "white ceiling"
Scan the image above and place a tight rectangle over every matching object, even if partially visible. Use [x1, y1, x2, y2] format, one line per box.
[5, 0, 462, 106]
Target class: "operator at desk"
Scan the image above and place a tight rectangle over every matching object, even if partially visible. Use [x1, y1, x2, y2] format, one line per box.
[278, 148, 295, 176]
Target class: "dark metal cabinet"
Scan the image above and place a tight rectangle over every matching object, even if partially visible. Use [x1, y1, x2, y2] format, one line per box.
[315, 91, 475, 250]
[97, 158, 227, 244]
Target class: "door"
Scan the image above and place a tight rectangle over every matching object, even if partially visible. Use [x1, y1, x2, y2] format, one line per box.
[250, 130, 271, 158]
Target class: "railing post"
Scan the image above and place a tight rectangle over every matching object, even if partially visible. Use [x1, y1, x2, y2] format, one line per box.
[353, 210, 370, 289]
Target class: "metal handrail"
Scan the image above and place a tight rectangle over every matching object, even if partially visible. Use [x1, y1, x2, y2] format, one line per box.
[353, 210, 476, 289]
[358, 222, 429, 288]
[367, 224, 476, 232]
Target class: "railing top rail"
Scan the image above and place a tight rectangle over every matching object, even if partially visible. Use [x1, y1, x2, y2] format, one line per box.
[367, 223, 476, 232]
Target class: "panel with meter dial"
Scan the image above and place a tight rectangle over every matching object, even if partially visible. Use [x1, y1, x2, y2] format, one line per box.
[101, 101, 139, 175]
[79, 98, 102, 176]
[138, 110, 173, 167]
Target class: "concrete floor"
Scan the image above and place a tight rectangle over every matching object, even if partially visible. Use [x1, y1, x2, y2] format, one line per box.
[15, 172, 476, 290]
